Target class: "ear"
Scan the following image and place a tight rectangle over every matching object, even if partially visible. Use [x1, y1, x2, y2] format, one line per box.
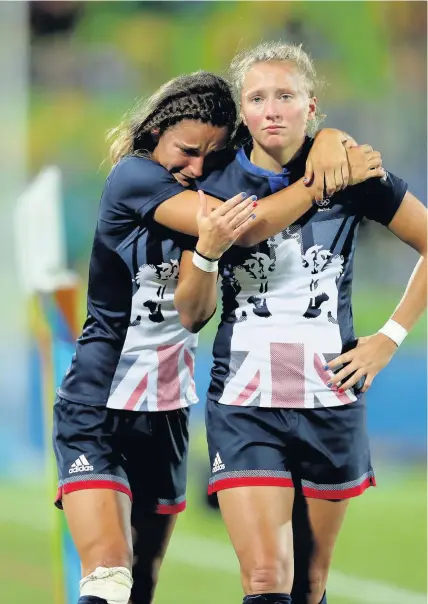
[151, 128, 160, 141]
[307, 96, 317, 122]
[240, 113, 247, 127]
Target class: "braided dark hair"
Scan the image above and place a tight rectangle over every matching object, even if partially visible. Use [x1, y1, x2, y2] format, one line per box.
[109, 71, 237, 164]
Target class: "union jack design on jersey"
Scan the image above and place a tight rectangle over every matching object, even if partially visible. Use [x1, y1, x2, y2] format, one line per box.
[107, 258, 198, 411]
[211, 225, 357, 409]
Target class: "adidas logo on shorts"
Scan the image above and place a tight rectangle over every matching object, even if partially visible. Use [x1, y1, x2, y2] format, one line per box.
[212, 452, 225, 473]
[69, 454, 94, 474]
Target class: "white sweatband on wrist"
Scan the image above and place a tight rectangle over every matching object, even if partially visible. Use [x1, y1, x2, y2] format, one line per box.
[378, 319, 408, 347]
[192, 250, 218, 273]
[80, 566, 133, 604]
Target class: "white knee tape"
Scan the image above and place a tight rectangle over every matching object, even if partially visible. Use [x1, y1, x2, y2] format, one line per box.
[80, 566, 133, 604]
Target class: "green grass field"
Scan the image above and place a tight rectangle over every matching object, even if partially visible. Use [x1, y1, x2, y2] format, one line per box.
[0, 459, 426, 604]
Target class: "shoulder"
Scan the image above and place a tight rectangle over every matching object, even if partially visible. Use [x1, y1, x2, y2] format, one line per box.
[198, 148, 239, 181]
[350, 170, 408, 225]
[107, 155, 176, 196]
[196, 148, 269, 200]
[99, 154, 184, 222]
[196, 149, 240, 199]
[353, 170, 407, 199]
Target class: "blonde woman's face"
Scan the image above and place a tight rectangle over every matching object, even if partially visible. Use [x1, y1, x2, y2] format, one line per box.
[240, 60, 316, 151]
[152, 120, 228, 187]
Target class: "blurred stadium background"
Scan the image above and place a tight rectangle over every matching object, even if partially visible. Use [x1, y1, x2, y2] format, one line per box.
[0, 1, 426, 603]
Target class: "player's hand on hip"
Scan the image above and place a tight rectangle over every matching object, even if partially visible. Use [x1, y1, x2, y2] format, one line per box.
[346, 144, 385, 185]
[304, 128, 350, 201]
[195, 190, 257, 258]
[324, 334, 397, 394]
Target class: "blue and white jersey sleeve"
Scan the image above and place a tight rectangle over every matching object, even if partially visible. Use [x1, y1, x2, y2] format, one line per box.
[357, 171, 408, 225]
[100, 155, 185, 225]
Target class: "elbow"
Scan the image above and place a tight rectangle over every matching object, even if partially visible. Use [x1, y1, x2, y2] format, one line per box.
[178, 310, 204, 334]
[178, 307, 216, 334]
[174, 291, 216, 333]
[180, 315, 205, 334]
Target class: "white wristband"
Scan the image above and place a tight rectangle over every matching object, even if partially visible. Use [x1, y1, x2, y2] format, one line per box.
[192, 250, 219, 273]
[378, 319, 408, 347]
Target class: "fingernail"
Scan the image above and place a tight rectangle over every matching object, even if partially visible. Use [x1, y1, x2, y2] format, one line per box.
[327, 382, 332, 388]
[250, 195, 257, 201]
[338, 388, 344, 394]
[241, 192, 247, 199]
[252, 202, 258, 207]
[251, 214, 257, 219]
[323, 365, 329, 371]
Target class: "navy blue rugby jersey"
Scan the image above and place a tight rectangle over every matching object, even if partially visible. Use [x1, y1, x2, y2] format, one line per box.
[196, 138, 408, 409]
[59, 155, 200, 411]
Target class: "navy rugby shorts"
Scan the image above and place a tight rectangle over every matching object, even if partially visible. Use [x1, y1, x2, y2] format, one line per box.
[53, 396, 189, 514]
[206, 399, 376, 500]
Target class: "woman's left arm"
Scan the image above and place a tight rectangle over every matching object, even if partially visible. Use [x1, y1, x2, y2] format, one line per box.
[326, 191, 427, 393]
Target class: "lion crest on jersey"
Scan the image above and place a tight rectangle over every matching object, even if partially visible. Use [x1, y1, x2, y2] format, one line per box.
[131, 258, 181, 325]
[241, 253, 275, 280]
[135, 258, 179, 286]
[301, 244, 344, 322]
[153, 259, 180, 281]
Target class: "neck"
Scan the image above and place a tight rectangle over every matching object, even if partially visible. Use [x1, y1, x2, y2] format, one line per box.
[250, 135, 306, 173]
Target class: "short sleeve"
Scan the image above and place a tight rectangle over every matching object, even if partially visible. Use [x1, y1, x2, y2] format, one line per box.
[357, 171, 408, 225]
[100, 155, 185, 224]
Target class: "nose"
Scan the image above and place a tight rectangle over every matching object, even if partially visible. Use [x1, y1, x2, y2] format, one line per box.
[188, 156, 204, 178]
[265, 98, 281, 121]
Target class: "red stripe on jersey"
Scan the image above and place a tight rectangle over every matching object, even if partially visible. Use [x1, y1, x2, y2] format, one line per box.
[302, 475, 376, 500]
[231, 370, 260, 405]
[157, 343, 183, 411]
[124, 373, 148, 410]
[156, 500, 187, 514]
[314, 353, 354, 404]
[208, 475, 294, 495]
[271, 343, 305, 407]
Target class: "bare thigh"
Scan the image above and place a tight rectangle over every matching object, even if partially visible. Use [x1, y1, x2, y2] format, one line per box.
[130, 511, 178, 604]
[218, 486, 295, 595]
[62, 488, 133, 577]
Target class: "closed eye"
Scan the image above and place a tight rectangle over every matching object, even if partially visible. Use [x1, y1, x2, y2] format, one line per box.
[180, 147, 200, 157]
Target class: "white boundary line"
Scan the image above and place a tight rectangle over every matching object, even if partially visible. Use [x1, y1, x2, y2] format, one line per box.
[168, 534, 427, 604]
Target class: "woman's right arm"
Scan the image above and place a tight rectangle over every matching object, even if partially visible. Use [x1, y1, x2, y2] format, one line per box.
[153, 177, 314, 246]
[108, 139, 382, 250]
[155, 136, 384, 247]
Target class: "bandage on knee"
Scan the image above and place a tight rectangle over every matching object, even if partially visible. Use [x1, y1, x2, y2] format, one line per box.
[80, 566, 133, 604]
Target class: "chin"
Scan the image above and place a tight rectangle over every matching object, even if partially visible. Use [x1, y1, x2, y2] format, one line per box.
[266, 131, 294, 146]
[264, 138, 288, 150]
